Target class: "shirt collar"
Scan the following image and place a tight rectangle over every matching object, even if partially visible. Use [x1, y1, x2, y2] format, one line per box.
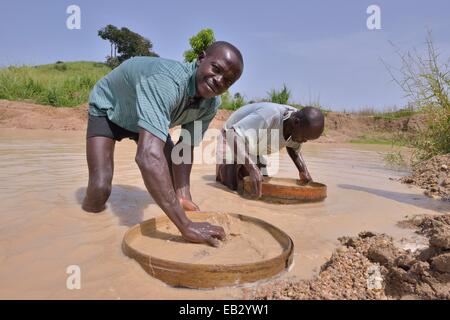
[187, 61, 198, 98]
[281, 108, 295, 143]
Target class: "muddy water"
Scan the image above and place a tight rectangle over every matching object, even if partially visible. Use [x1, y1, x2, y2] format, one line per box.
[0, 128, 448, 299]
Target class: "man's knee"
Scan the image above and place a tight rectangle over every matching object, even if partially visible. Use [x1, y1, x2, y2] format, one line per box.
[88, 179, 112, 200]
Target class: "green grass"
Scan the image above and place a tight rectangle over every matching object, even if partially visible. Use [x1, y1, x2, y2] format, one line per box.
[349, 135, 405, 146]
[373, 108, 419, 121]
[383, 151, 408, 168]
[355, 106, 419, 120]
[0, 61, 111, 107]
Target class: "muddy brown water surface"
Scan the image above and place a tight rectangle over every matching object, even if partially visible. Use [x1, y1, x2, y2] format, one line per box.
[0, 128, 448, 299]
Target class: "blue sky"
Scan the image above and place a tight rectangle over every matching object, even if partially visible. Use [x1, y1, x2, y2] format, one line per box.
[1, 0, 449, 111]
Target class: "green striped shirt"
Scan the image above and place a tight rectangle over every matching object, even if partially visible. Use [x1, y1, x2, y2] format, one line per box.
[88, 56, 221, 145]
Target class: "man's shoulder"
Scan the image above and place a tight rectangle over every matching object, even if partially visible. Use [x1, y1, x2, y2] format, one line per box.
[239, 102, 287, 117]
[124, 57, 195, 83]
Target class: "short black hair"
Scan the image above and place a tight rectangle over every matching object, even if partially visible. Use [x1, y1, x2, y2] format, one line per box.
[205, 41, 244, 68]
[293, 106, 325, 130]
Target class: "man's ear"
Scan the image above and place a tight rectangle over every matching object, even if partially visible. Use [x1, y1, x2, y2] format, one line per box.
[197, 51, 206, 63]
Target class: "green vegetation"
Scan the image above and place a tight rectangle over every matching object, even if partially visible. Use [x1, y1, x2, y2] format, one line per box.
[267, 84, 291, 105]
[220, 91, 246, 110]
[0, 61, 111, 107]
[355, 106, 419, 120]
[184, 29, 215, 63]
[383, 150, 408, 168]
[385, 33, 450, 162]
[373, 108, 418, 121]
[349, 135, 405, 146]
[98, 24, 158, 68]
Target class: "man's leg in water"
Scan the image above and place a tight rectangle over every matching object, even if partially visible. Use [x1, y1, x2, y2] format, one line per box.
[82, 136, 115, 212]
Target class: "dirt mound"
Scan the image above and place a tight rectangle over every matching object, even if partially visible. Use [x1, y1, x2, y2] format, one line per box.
[401, 154, 450, 201]
[387, 215, 450, 299]
[245, 215, 450, 300]
[0, 99, 233, 132]
[0, 99, 88, 130]
[319, 112, 425, 143]
[243, 231, 387, 300]
[0, 100, 426, 145]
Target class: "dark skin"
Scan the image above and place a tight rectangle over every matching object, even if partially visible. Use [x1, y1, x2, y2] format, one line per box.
[241, 113, 324, 197]
[83, 45, 243, 247]
[283, 114, 323, 184]
[225, 129, 264, 198]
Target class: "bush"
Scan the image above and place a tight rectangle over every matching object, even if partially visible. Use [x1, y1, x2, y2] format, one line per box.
[220, 91, 247, 110]
[386, 33, 450, 162]
[267, 84, 291, 105]
[54, 63, 68, 71]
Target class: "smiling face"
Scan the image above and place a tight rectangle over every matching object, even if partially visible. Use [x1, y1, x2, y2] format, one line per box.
[195, 45, 243, 99]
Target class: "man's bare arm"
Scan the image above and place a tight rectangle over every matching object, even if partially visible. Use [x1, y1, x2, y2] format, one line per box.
[135, 129, 224, 246]
[225, 129, 263, 197]
[286, 146, 312, 183]
[170, 139, 199, 210]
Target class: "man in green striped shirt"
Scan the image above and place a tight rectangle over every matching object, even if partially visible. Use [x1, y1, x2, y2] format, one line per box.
[82, 41, 244, 247]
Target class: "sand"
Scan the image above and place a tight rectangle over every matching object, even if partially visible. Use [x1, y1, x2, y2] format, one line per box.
[130, 213, 284, 265]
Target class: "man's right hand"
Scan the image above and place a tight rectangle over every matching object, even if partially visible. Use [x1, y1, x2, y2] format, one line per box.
[181, 221, 226, 247]
[179, 197, 200, 211]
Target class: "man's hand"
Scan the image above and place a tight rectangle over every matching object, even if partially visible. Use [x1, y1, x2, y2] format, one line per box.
[299, 169, 312, 184]
[247, 164, 263, 198]
[181, 221, 226, 247]
[287, 147, 312, 185]
[179, 197, 200, 211]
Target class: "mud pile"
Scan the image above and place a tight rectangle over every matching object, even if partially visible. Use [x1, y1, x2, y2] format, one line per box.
[243, 231, 387, 300]
[402, 154, 450, 201]
[386, 214, 450, 299]
[245, 215, 450, 300]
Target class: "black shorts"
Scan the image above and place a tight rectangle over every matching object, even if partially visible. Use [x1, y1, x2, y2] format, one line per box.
[86, 114, 139, 142]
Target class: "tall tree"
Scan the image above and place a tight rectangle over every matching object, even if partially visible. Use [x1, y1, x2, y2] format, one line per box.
[98, 25, 120, 58]
[183, 28, 215, 62]
[98, 25, 158, 68]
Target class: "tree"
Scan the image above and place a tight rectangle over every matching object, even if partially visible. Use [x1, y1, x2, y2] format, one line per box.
[183, 28, 215, 62]
[98, 25, 158, 68]
[98, 25, 120, 59]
